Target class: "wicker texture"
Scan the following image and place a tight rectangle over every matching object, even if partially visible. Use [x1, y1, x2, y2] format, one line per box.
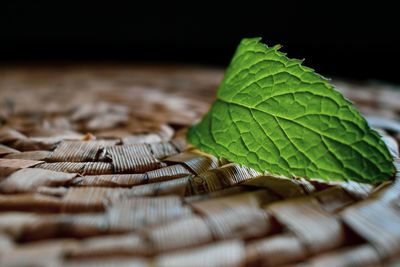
[0, 65, 399, 267]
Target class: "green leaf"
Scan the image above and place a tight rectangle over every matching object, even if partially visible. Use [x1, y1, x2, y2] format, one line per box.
[188, 37, 395, 183]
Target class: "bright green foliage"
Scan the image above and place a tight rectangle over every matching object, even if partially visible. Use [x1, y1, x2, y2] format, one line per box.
[188, 37, 395, 183]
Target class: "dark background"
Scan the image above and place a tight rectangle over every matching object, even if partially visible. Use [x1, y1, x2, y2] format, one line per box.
[1, 2, 399, 82]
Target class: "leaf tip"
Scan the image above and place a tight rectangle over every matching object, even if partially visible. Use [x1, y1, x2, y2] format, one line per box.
[273, 44, 282, 51]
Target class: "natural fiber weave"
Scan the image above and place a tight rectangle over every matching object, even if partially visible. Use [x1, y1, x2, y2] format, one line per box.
[0, 65, 399, 267]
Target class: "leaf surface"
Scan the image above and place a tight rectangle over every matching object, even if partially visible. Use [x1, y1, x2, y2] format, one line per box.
[188, 38, 395, 183]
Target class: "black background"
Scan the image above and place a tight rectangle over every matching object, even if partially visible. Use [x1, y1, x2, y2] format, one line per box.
[1, 1, 399, 82]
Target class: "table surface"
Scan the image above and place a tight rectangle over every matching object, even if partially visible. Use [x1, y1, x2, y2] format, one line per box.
[0, 65, 399, 267]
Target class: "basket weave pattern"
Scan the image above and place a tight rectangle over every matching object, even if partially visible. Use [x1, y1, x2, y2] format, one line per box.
[0, 66, 399, 267]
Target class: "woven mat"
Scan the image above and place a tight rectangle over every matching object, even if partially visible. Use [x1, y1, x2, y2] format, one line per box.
[0, 65, 399, 267]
